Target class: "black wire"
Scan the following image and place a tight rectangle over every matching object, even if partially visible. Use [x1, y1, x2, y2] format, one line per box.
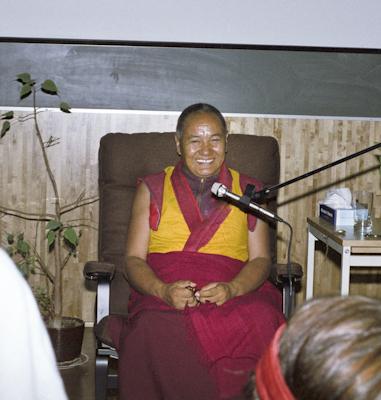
[282, 220, 294, 317]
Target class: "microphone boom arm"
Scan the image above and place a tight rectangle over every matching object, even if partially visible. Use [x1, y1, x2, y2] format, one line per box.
[255, 142, 381, 201]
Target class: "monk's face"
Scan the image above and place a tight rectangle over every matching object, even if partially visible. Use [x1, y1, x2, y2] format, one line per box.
[175, 112, 227, 178]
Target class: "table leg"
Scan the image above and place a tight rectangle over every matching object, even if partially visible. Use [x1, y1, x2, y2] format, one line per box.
[306, 229, 317, 299]
[341, 246, 351, 295]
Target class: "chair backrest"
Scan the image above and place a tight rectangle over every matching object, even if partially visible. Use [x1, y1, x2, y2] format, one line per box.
[98, 132, 280, 315]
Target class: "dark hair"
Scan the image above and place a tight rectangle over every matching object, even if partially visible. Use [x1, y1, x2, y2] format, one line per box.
[176, 103, 227, 138]
[279, 296, 381, 400]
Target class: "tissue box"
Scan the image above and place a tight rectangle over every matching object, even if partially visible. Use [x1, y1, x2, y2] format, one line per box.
[319, 204, 355, 226]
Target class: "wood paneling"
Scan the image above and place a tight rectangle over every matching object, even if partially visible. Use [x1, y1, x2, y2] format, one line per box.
[1, 110, 380, 321]
[228, 117, 381, 303]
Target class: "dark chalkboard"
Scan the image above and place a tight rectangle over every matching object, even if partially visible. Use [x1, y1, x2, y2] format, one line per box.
[1, 41, 381, 117]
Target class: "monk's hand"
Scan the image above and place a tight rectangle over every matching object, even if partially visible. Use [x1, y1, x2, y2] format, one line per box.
[197, 282, 238, 306]
[160, 280, 199, 310]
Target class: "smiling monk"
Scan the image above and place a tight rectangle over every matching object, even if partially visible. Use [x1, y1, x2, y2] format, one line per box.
[106, 103, 285, 400]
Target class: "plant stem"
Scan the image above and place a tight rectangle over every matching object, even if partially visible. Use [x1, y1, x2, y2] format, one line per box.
[61, 195, 99, 214]
[32, 87, 62, 320]
[0, 206, 54, 221]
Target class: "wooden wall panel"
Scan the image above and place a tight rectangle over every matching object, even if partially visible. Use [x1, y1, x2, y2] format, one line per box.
[228, 117, 381, 303]
[0, 110, 380, 321]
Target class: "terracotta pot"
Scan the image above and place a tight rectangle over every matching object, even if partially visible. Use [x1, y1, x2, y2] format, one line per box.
[47, 316, 84, 363]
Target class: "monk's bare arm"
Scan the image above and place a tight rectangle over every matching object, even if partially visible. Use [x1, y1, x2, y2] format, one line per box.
[228, 218, 271, 296]
[125, 182, 198, 309]
[125, 182, 165, 297]
[198, 218, 271, 305]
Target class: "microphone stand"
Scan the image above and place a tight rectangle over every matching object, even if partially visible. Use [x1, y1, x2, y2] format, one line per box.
[254, 142, 381, 202]
[245, 141, 381, 318]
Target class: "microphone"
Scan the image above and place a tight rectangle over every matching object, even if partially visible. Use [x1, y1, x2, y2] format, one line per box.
[211, 182, 285, 223]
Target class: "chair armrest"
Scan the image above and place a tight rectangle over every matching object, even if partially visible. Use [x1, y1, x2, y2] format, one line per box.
[273, 262, 303, 282]
[83, 261, 115, 281]
[84, 261, 115, 323]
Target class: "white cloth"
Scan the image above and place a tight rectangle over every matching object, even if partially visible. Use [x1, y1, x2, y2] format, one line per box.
[0, 248, 68, 400]
[323, 188, 352, 209]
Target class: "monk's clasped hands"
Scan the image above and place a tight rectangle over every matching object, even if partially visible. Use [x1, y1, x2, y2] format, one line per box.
[196, 282, 236, 306]
[161, 280, 199, 309]
[161, 280, 237, 309]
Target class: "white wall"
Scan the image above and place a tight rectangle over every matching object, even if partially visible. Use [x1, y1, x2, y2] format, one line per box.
[1, 0, 380, 49]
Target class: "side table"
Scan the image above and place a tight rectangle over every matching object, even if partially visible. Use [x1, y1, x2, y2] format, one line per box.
[306, 217, 381, 299]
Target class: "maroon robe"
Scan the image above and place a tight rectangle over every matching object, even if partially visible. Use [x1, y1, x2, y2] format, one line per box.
[107, 163, 284, 400]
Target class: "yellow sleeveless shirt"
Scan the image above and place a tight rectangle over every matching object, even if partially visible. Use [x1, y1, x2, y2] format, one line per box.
[148, 166, 249, 262]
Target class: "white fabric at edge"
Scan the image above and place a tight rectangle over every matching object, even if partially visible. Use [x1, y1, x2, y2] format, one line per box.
[0, 248, 68, 400]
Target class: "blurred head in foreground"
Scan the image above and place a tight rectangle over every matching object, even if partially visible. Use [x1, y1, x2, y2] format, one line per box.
[252, 295, 381, 400]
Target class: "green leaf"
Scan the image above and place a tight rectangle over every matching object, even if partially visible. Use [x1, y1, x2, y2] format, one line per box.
[41, 79, 58, 95]
[1, 111, 14, 120]
[59, 101, 71, 113]
[17, 239, 30, 256]
[63, 227, 78, 247]
[16, 73, 32, 84]
[46, 220, 62, 231]
[6, 233, 14, 245]
[1, 121, 10, 138]
[20, 83, 32, 99]
[47, 230, 56, 247]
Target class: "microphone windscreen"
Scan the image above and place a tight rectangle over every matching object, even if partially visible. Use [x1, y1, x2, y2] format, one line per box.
[211, 182, 225, 197]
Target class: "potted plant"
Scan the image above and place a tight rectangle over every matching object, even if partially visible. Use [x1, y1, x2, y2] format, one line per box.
[0, 73, 97, 362]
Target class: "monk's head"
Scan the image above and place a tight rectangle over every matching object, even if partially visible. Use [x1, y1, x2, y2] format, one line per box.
[175, 103, 227, 178]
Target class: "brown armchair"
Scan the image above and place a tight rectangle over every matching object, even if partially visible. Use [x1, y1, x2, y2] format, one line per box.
[84, 132, 302, 400]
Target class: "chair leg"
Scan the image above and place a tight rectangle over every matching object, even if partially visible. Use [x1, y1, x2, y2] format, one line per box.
[95, 354, 109, 400]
